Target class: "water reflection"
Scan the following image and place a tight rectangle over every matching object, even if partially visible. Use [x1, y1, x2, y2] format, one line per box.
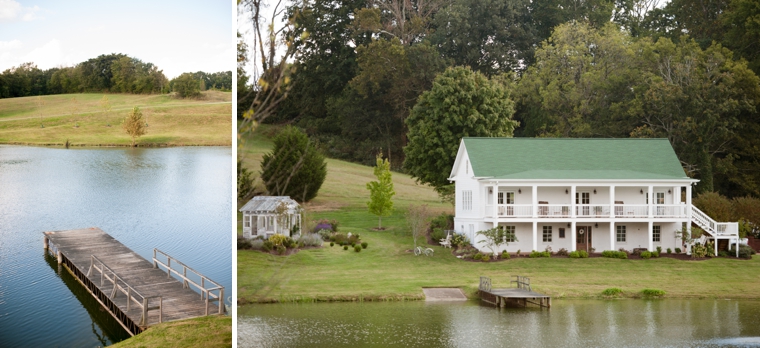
[239, 300, 760, 347]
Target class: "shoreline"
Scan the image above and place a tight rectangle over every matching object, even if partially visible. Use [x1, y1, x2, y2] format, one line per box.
[1, 141, 232, 147]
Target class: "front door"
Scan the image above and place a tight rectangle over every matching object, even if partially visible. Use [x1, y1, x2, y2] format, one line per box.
[576, 226, 592, 252]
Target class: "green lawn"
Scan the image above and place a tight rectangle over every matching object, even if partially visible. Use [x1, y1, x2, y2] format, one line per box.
[110, 315, 231, 348]
[0, 91, 231, 146]
[238, 125, 760, 303]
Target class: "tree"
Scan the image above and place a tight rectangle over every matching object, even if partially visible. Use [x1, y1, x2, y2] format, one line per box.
[406, 204, 431, 248]
[172, 73, 202, 98]
[260, 126, 327, 202]
[722, 0, 760, 75]
[404, 66, 518, 197]
[477, 227, 517, 259]
[366, 152, 395, 229]
[123, 106, 147, 147]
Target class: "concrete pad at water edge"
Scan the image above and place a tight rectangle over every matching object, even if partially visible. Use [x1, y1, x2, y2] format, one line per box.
[422, 288, 468, 301]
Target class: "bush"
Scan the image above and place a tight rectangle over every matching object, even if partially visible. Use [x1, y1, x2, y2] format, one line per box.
[237, 236, 252, 250]
[719, 250, 729, 257]
[652, 251, 659, 258]
[516, 249, 521, 257]
[262, 240, 273, 252]
[283, 237, 297, 249]
[260, 126, 327, 202]
[656, 246, 662, 253]
[641, 288, 665, 297]
[269, 234, 287, 246]
[557, 248, 569, 256]
[692, 243, 708, 258]
[361, 242, 368, 249]
[569, 251, 580, 258]
[430, 213, 454, 231]
[578, 250, 589, 258]
[431, 228, 447, 243]
[330, 242, 334, 247]
[529, 251, 541, 258]
[501, 250, 510, 259]
[276, 245, 286, 255]
[729, 244, 756, 259]
[602, 288, 623, 297]
[641, 251, 652, 259]
[317, 228, 333, 240]
[451, 234, 471, 248]
[675, 247, 681, 254]
[297, 233, 324, 247]
[667, 248, 672, 254]
[343, 245, 349, 250]
[354, 245, 362, 252]
[541, 251, 551, 258]
[172, 72, 202, 98]
[473, 253, 483, 261]
[602, 250, 627, 259]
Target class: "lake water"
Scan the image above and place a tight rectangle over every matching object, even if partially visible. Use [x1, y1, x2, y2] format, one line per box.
[0, 145, 232, 347]
[239, 299, 760, 347]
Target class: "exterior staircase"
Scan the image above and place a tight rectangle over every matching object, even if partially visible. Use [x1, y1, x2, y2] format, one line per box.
[688, 206, 740, 256]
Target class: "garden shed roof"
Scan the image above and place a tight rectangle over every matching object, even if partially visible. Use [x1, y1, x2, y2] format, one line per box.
[239, 196, 300, 214]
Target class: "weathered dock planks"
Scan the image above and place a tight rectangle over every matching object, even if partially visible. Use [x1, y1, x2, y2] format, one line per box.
[44, 227, 224, 336]
[479, 276, 551, 309]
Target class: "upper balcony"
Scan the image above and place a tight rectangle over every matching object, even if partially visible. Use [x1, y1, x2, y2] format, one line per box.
[484, 203, 688, 219]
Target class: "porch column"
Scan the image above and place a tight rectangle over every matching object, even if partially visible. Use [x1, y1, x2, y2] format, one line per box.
[648, 186, 654, 218]
[686, 184, 693, 244]
[715, 237, 719, 257]
[274, 214, 278, 235]
[492, 184, 499, 218]
[571, 185, 577, 218]
[610, 221, 615, 251]
[609, 186, 615, 218]
[648, 221, 653, 251]
[532, 221, 538, 251]
[571, 221, 577, 252]
[532, 185, 538, 218]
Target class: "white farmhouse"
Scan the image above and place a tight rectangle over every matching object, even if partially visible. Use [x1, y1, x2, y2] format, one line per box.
[449, 138, 738, 255]
[240, 196, 302, 239]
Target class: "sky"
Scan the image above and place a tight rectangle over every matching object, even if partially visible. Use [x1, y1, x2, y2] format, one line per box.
[0, 0, 233, 79]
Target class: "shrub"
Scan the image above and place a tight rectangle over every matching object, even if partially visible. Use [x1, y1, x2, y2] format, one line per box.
[354, 245, 362, 252]
[268, 234, 287, 246]
[330, 242, 334, 247]
[501, 250, 510, 259]
[250, 239, 264, 251]
[544, 246, 553, 254]
[473, 253, 483, 261]
[656, 246, 662, 253]
[602, 250, 627, 259]
[578, 250, 589, 258]
[719, 250, 729, 257]
[602, 288, 623, 297]
[675, 247, 681, 254]
[692, 243, 708, 258]
[298, 233, 324, 247]
[332, 233, 347, 244]
[529, 251, 541, 258]
[283, 237, 297, 249]
[276, 245, 286, 255]
[430, 213, 454, 231]
[641, 288, 665, 297]
[343, 245, 348, 250]
[237, 236, 252, 250]
[541, 251, 551, 258]
[262, 240, 273, 252]
[569, 251, 580, 258]
[641, 251, 651, 259]
[317, 228, 333, 240]
[431, 228, 447, 242]
[667, 248, 672, 254]
[451, 234, 471, 248]
[557, 248, 569, 256]
[260, 126, 327, 202]
[516, 249, 521, 257]
[729, 244, 756, 259]
[361, 242, 368, 249]
[652, 251, 659, 258]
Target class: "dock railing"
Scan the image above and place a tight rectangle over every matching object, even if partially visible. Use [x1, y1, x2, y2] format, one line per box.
[87, 255, 162, 326]
[512, 275, 531, 292]
[152, 248, 225, 315]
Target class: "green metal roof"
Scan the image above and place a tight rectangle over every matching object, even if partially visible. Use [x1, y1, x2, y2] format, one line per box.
[462, 138, 691, 180]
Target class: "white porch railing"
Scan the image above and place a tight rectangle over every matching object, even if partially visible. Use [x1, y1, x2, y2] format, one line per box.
[575, 205, 610, 217]
[537, 204, 571, 217]
[485, 203, 690, 219]
[486, 204, 533, 218]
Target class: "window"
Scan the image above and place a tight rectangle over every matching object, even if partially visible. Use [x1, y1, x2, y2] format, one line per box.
[462, 190, 472, 210]
[244, 215, 250, 228]
[498, 191, 515, 205]
[656, 192, 665, 204]
[616, 225, 626, 242]
[559, 228, 565, 238]
[498, 192, 504, 204]
[543, 226, 552, 242]
[653, 225, 661, 242]
[502, 225, 516, 242]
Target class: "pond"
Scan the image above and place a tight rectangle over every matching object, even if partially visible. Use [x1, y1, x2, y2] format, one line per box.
[0, 145, 231, 347]
[239, 299, 760, 347]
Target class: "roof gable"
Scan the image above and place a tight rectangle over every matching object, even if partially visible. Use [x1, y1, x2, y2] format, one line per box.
[461, 138, 691, 180]
[239, 196, 300, 213]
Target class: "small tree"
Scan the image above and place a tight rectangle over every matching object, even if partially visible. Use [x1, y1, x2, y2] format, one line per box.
[367, 152, 395, 229]
[407, 204, 431, 248]
[100, 95, 112, 126]
[123, 106, 147, 147]
[477, 227, 517, 259]
[173, 72, 202, 98]
[260, 126, 326, 202]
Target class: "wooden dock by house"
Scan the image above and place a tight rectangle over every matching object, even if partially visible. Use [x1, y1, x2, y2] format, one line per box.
[479, 276, 551, 309]
[43, 227, 225, 336]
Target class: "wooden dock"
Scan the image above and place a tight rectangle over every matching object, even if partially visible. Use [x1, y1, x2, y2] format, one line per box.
[43, 227, 225, 336]
[479, 276, 551, 309]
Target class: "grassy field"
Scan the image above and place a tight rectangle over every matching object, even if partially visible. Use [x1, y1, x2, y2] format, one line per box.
[110, 315, 231, 348]
[238, 125, 760, 302]
[0, 91, 231, 146]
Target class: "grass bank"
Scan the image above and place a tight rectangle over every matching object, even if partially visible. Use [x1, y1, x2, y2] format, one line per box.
[110, 315, 231, 348]
[0, 91, 231, 146]
[238, 125, 760, 303]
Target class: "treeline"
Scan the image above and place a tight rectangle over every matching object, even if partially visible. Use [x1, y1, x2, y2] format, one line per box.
[250, 0, 760, 198]
[0, 53, 232, 98]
